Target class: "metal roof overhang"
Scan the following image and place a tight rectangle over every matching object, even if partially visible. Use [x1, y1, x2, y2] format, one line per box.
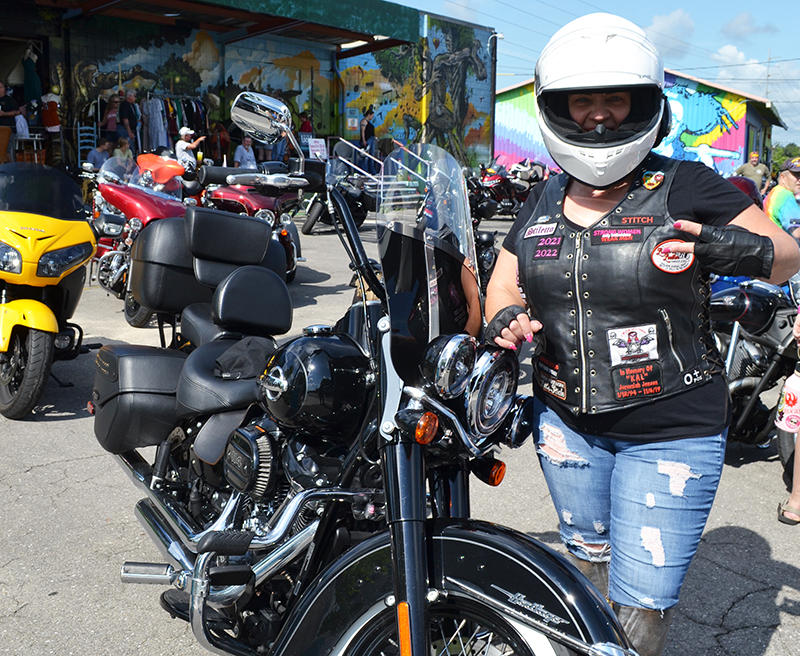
[33, 0, 417, 57]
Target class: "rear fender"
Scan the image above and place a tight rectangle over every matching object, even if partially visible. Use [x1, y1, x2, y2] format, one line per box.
[271, 519, 627, 656]
[0, 300, 58, 352]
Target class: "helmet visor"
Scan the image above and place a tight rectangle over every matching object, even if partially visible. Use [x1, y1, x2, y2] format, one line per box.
[539, 86, 663, 148]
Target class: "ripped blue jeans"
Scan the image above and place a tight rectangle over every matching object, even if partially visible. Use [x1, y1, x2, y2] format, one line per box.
[533, 397, 726, 609]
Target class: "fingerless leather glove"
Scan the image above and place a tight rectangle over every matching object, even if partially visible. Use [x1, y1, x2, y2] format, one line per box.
[693, 224, 774, 279]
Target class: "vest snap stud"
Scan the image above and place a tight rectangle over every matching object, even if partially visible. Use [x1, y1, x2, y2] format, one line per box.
[591, 370, 596, 376]
[588, 350, 594, 356]
[591, 388, 597, 395]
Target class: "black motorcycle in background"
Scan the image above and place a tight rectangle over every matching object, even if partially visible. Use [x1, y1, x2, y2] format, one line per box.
[89, 92, 637, 656]
[465, 170, 499, 295]
[710, 278, 797, 484]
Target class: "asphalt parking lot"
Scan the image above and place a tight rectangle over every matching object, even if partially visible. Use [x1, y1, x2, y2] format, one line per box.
[1, 216, 798, 656]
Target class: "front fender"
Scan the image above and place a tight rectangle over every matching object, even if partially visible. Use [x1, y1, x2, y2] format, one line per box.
[0, 300, 58, 352]
[271, 519, 627, 656]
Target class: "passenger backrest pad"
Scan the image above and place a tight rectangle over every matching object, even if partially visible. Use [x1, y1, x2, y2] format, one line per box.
[211, 265, 292, 337]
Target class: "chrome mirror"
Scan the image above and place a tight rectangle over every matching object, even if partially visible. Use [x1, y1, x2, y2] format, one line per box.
[230, 91, 305, 174]
[230, 92, 291, 145]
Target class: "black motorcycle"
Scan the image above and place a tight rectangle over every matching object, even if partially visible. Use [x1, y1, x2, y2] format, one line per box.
[466, 171, 499, 295]
[300, 158, 375, 235]
[710, 278, 798, 483]
[90, 92, 636, 656]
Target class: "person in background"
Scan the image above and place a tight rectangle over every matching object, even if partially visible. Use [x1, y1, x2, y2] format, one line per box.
[359, 107, 376, 174]
[484, 14, 800, 656]
[299, 112, 312, 133]
[272, 127, 287, 163]
[87, 137, 111, 171]
[118, 89, 138, 151]
[735, 151, 771, 197]
[99, 95, 120, 142]
[0, 81, 21, 161]
[781, 315, 800, 526]
[112, 136, 133, 161]
[764, 157, 800, 233]
[233, 135, 257, 169]
[175, 126, 205, 174]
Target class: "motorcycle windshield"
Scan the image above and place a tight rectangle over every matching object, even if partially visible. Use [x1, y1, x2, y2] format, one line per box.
[376, 144, 481, 383]
[0, 162, 86, 220]
[98, 155, 183, 202]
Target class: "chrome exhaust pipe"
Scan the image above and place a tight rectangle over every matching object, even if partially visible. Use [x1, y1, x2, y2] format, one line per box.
[134, 498, 195, 571]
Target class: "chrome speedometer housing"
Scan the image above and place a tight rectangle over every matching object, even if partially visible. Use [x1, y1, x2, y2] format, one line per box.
[464, 347, 518, 437]
[420, 334, 477, 399]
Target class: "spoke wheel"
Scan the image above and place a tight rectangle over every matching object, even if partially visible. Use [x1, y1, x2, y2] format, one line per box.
[344, 598, 550, 656]
[124, 291, 154, 328]
[0, 328, 54, 419]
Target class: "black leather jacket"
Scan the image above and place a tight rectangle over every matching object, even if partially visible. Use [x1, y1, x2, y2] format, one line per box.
[515, 154, 722, 417]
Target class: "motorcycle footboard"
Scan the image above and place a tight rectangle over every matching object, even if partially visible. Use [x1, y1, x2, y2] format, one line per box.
[269, 519, 630, 656]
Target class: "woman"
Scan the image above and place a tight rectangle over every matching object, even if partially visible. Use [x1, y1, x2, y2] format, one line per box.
[485, 14, 799, 656]
[112, 136, 133, 161]
[99, 95, 119, 142]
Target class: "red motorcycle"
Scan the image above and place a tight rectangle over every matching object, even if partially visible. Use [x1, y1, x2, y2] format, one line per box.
[92, 154, 190, 326]
[479, 158, 548, 217]
[197, 164, 304, 282]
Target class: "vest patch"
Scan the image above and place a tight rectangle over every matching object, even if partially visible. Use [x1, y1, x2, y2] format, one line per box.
[591, 227, 644, 245]
[524, 223, 557, 238]
[613, 362, 663, 401]
[642, 171, 665, 190]
[533, 234, 563, 259]
[651, 240, 694, 273]
[609, 214, 665, 226]
[607, 324, 658, 367]
[536, 357, 567, 400]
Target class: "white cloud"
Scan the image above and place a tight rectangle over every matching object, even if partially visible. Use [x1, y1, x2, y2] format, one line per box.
[645, 9, 695, 61]
[721, 13, 777, 41]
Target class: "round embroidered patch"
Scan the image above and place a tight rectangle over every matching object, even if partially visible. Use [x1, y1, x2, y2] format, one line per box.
[651, 240, 694, 273]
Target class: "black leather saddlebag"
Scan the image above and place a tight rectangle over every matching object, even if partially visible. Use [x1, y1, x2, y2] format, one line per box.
[129, 217, 213, 314]
[92, 345, 188, 453]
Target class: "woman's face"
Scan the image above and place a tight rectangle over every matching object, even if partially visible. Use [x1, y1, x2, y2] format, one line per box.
[568, 91, 632, 132]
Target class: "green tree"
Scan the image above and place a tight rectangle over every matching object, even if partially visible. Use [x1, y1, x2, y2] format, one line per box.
[156, 53, 201, 95]
[374, 45, 414, 87]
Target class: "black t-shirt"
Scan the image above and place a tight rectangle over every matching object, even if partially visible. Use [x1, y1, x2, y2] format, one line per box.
[118, 100, 138, 132]
[504, 160, 752, 440]
[0, 94, 19, 131]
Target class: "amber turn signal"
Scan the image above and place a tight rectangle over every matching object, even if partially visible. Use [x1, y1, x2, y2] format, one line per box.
[415, 412, 439, 445]
[470, 457, 506, 486]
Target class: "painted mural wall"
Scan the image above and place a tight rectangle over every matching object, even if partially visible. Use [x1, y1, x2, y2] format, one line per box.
[494, 73, 757, 176]
[339, 15, 494, 167]
[653, 74, 747, 176]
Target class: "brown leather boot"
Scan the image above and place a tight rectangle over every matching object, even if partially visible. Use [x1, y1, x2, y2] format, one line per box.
[566, 553, 609, 599]
[612, 603, 676, 656]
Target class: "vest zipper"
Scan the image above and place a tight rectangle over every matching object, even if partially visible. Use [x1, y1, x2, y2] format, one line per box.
[658, 308, 685, 372]
[575, 232, 589, 413]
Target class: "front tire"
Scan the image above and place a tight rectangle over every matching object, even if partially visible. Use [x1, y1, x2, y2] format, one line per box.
[0, 328, 54, 419]
[124, 292, 154, 328]
[343, 597, 561, 656]
[301, 200, 327, 235]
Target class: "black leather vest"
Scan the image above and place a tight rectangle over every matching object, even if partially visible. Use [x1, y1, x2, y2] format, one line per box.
[516, 154, 720, 416]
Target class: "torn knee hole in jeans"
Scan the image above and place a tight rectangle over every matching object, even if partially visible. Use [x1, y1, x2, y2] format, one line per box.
[568, 533, 610, 561]
[538, 423, 588, 466]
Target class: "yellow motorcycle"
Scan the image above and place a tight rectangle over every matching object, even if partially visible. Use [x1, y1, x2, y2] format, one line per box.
[0, 162, 97, 419]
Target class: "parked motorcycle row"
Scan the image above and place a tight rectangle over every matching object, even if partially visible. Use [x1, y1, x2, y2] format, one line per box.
[0, 92, 794, 656]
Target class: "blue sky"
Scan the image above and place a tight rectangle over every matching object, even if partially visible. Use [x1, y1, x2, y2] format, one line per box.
[389, 0, 800, 146]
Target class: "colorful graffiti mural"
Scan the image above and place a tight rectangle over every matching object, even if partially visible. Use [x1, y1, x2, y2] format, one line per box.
[493, 80, 556, 171]
[654, 76, 748, 176]
[340, 17, 493, 167]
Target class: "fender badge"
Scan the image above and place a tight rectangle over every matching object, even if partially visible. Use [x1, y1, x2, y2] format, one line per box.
[642, 171, 665, 190]
[652, 240, 694, 273]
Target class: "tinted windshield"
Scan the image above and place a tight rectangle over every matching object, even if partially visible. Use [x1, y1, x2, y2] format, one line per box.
[376, 144, 480, 381]
[0, 163, 86, 220]
[98, 155, 184, 202]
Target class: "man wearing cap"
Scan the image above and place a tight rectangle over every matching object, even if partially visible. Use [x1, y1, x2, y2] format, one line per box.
[735, 151, 771, 196]
[175, 126, 205, 174]
[764, 157, 800, 233]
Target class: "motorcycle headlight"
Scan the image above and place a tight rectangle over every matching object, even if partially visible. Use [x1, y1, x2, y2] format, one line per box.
[280, 212, 292, 226]
[479, 246, 496, 271]
[0, 242, 22, 274]
[255, 209, 276, 224]
[420, 334, 477, 400]
[37, 242, 94, 277]
[464, 347, 519, 437]
[128, 218, 143, 233]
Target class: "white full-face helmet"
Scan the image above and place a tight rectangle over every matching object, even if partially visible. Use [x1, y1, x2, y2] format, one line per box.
[535, 13, 668, 188]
